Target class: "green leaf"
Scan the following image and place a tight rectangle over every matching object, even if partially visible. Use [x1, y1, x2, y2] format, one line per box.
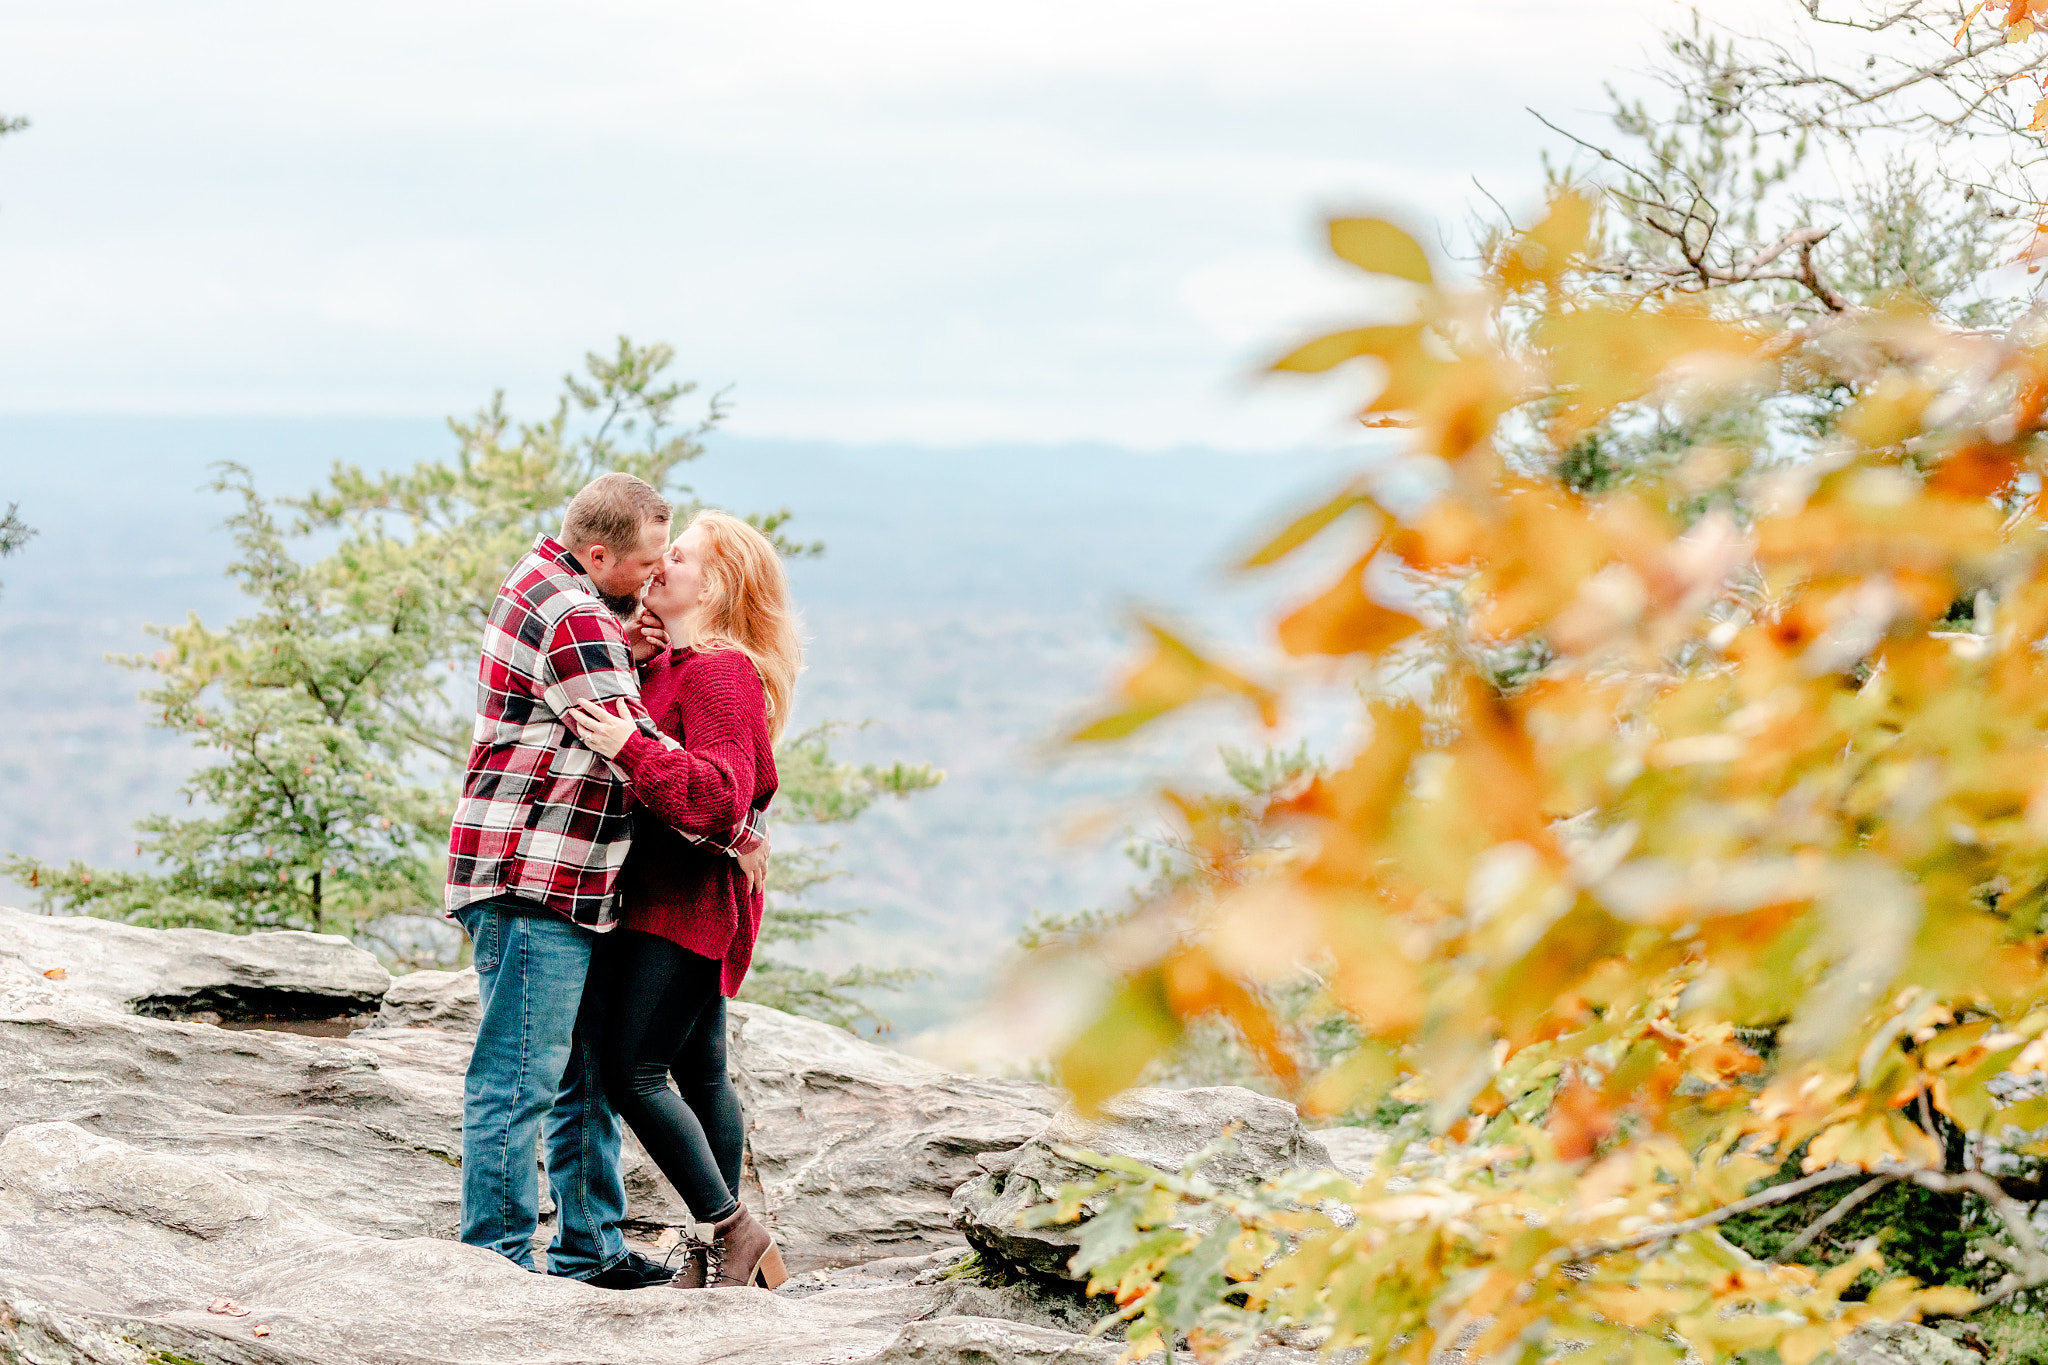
[1149, 1218, 1237, 1329]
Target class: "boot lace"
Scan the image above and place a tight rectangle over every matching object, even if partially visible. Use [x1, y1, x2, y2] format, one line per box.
[665, 1224, 715, 1281]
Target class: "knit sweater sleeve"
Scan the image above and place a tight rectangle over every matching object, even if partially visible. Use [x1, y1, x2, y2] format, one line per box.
[614, 650, 767, 848]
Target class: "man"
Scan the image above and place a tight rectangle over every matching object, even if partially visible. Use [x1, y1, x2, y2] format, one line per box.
[446, 472, 767, 1289]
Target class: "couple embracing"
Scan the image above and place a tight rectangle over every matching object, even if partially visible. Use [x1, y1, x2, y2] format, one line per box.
[444, 472, 797, 1292]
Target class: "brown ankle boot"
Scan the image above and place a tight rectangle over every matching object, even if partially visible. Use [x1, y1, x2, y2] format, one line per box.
[706, 1203, 787, 1289]
[662, 1238, 708, 1290]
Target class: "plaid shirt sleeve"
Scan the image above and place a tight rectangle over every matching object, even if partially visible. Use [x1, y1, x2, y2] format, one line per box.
[539, 606, 668, 755]
[548, 612, 763, 858]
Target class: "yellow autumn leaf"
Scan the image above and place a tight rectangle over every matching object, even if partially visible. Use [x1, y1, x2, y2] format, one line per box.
[1775, 1322, 1842, 1365]
[1272, 321, 1447, 418]
[1070, 619, 1278, 741]
[1837, 372, 1934, 448]
[1540, 304, 1760, 441]
[1055, 968, 1182, 1113]
[1270, 323, 1422, 375]
[1234, 481, 1380, 569]
[1496, 191, 1594, 293]
[1328, 217, 1434, 286]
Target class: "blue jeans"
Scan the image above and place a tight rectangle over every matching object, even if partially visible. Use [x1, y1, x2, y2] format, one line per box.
[454, 898, 627, 1278]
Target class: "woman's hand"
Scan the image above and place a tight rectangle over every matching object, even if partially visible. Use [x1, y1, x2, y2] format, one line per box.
[562, 698, 639, 759]
[737, 839, 769, 895]
[625, 608, 670, 665]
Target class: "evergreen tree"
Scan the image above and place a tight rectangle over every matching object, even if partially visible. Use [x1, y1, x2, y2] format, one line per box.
[5, 469, 443, 932]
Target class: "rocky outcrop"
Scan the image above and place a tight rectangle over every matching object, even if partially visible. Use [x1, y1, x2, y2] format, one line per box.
[0, 962, 476, 1241]
[0, 909, 1372, 1365]
[0, 904, 390, 1022]
[0, 914, 1060, 1271]
[1314, 1125, 1389, 1178]
[370, 966, 481, 1033]
[726, 1001, 1059, 1268]
[9, 909, 1961, 1365]
[951, 1085, 1335, 1280]
[0, 1121, 1048, 1365]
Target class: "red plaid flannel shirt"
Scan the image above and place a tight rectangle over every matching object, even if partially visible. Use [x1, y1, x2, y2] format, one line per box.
[446, 535, 766, 928]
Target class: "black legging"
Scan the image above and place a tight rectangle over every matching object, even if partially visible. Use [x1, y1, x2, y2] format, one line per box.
[595, 930, 744, 1223]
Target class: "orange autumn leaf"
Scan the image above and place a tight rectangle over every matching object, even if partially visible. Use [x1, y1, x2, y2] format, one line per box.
[1162, 948, 1299, 1085]
[1276, 554, 1426, 657]
[1927, 441, 2021, 498]
[1547, 1074, 1617, 1160]
[1277, 700, 1424, 847]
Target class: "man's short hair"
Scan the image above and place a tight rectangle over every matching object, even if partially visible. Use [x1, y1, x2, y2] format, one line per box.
[561, 473, 672, 556]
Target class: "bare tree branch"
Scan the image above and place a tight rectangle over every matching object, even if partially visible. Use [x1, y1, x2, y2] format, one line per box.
[1568, 1163, 1869, 1259]
[1768, 1173, 1896, 1263]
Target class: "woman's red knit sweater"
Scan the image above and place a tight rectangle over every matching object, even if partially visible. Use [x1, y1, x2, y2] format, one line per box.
[613, 646, 778, 998]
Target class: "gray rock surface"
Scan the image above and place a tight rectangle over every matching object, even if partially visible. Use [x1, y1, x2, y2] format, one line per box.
[952, 1085, 1334, 1280]
[0, 976, 472, 1241]
[370, 966, 481, 1033]
[0, 934, 697, 1242]
[866, 1315, 1119, 1364]
[0, 905, 390, 1021]
[782, 1252, 1105, 1339]
[360, 974, 1062, 1267]
[1312, 1125, 1389, 1177]
[1824, 1324, 1985, 1365]
[0, 1121, 1032, 1365]
[0, 916, 1061, 1269]
[727, 1000, 1059, 1268]
[0, 909, 1352, 1365]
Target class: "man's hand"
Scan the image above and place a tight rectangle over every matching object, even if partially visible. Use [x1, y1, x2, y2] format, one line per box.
[625, 608, 671, 665]
[737, 838, 770, 896]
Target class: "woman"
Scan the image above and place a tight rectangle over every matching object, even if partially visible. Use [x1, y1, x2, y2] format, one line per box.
[562, 509, 799, 1291]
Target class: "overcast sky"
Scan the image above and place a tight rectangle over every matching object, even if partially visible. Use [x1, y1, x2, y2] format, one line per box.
[0, 0, 1729, 449]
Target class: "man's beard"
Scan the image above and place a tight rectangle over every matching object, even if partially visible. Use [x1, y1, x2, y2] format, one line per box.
[600, 590, 642, 619]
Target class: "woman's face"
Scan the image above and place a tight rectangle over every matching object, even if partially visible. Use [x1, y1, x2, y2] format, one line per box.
[644, 524, 711, 624]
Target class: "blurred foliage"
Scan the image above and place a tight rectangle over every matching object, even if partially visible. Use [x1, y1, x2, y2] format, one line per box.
[1020, 745, 1385, 1104]
[1030, 5, 2048, 1362]
[5, 342, 935, 1024]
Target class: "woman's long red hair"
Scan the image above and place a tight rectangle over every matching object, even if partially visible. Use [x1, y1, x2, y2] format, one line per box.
[682, 510, 802, 742]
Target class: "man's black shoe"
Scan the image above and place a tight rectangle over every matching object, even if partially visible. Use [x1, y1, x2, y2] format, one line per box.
[562, 1250, 675, 1290]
